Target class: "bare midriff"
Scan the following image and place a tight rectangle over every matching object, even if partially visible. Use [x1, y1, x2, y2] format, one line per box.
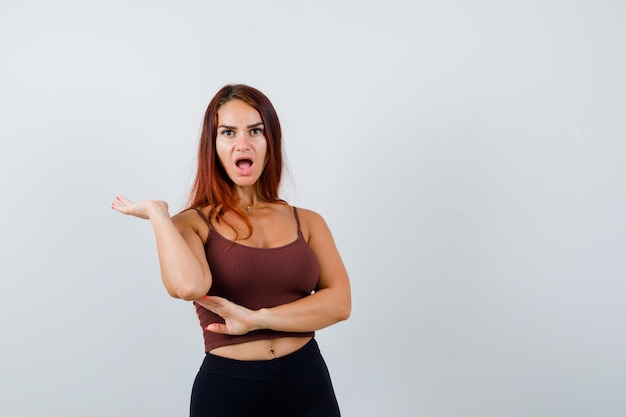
[209, 336, 312, 360]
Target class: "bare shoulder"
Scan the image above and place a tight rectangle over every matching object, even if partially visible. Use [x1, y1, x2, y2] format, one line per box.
[172, 208, 198, 227]
[172, 207, 210, 239]
[294, 207, 331, 240]
[294, 207, 324, 223]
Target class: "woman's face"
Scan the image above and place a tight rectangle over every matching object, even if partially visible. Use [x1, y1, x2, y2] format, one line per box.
[215, 99, 268, 188]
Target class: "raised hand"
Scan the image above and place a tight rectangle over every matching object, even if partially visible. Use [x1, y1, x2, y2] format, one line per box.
[196, 295, 258, 335]
[111, 195, 168, 220]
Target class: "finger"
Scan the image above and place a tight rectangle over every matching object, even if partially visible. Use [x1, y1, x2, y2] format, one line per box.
[116, 195, 133, 206]
[205, 323, 229, 334]
[111, 199, 131, 214]
[200, 296, 228, 310]
[196, 299, 223, 314]
[111, 200, 125, 212]
[202, 295, 225, 303]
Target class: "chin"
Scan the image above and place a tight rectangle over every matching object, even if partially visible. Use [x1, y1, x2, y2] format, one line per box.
[232, 177, 259, 187]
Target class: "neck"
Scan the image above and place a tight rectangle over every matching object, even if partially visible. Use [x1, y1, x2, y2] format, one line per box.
[235, 188, 260, 214]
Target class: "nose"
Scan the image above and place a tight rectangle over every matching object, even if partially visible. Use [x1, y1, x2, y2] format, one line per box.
[234, 135, 251, 151]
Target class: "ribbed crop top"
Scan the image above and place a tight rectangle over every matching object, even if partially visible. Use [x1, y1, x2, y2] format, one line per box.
[194, 206, 319, 352]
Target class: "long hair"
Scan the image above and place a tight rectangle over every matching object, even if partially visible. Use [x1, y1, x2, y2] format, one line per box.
[186, 84, 285, 238]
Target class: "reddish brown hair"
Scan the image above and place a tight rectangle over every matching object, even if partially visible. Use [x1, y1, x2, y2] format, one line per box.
[186, 84, 285, 237]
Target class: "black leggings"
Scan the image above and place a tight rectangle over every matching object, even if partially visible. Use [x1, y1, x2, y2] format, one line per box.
[190, 338, 340, 417]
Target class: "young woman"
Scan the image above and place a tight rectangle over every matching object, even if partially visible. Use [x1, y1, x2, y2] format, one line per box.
[112, 84, 351, 416]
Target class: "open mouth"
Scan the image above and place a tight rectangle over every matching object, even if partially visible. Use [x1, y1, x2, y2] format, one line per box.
[236, 158, 253, 169]
[234, 157, 254, 175]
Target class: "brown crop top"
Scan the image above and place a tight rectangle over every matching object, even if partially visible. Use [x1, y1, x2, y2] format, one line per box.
[193, 206, 320, 352]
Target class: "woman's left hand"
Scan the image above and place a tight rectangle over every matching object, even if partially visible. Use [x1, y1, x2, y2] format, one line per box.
[196, 296, 258, 335]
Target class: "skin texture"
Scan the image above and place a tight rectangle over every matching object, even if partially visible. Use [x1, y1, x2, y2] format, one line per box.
[215, 99, 268, 189]
[112, 99, 351, 360]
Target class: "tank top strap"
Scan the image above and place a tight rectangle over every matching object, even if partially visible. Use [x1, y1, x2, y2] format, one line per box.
[194, 207, 212, 229]
[292, 206, 302, 233]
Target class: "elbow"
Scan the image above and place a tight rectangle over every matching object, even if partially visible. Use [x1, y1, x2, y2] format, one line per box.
[164, 278, 210, 301]
[340, 288, 352, 321]
[338, 304, 351, 322]
[324, 286, 351, 323]
[335, 298, 351, 322]
[163, 273, 211, 301]
[175, 285, 208, 301]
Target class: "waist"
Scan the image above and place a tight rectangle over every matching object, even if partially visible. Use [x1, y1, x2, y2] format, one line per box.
[208, 336, 313, 361]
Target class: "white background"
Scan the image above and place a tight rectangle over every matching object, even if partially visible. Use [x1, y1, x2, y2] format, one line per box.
[1, 1, 625, 416]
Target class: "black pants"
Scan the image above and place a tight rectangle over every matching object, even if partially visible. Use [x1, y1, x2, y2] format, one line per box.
[190, 338, 340, 417]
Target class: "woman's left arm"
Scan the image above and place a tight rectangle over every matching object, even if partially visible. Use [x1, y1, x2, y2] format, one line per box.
[198, 210, 351, 335]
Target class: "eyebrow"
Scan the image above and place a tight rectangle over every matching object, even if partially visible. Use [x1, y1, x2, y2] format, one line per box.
[218, 122, 264, 130]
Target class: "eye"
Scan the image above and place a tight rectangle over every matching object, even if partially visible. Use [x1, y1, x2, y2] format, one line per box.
[250, 127, 264, 136]
[220, 129, 235, 136]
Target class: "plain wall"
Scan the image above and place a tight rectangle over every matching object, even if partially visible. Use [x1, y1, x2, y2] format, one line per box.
[1, 1, 625, 416]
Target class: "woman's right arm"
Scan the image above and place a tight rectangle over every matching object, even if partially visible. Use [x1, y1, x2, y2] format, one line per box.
[112, 196, 212, 300]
